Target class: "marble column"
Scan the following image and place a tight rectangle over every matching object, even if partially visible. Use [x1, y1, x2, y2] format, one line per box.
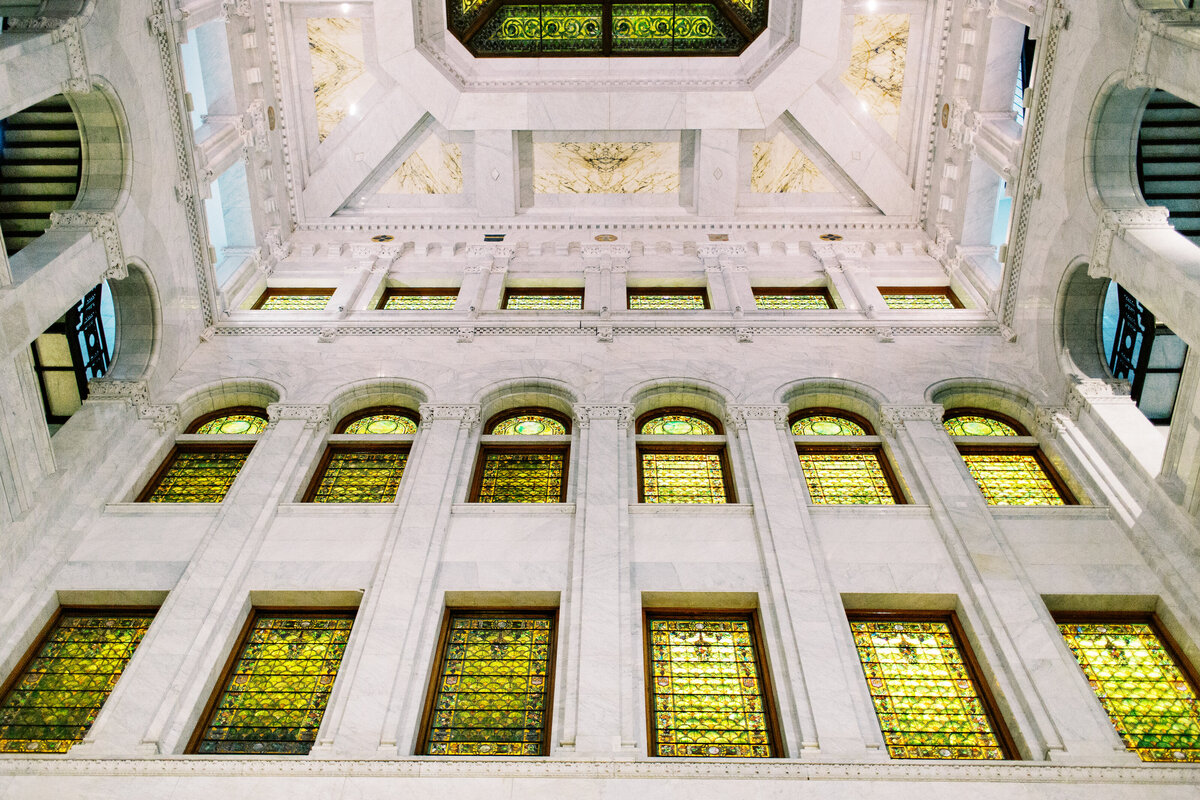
[455, 262, 488, 313]
[0, 28, 72, 119]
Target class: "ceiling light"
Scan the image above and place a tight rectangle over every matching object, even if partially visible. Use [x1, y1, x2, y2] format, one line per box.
[341, 3, 351, 12]
[865, 0, 878, 11]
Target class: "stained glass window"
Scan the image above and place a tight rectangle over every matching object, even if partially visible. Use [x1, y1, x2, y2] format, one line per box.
[791, 414, 867, 437]
[503, 291, 584, 310]
[192, 413, 268, 435]
[306, 448, 408, 503]
[379, 291, 458, 311]
[878, 288, 961, 310]
[0, 610, 154, 754]
[753, 291, 833, 310]
[490, 414, 567, 436]
[645, 615, 777, 758]
[628, 291, 708, 310]
[422, 612, 556, 756]
[611, 4, 743, 53]
[943, 415, 1020, 437]
[139, 446, 252, 503]
[192, 612, 354, 755]
[959, 452, 1066, 506]
[640, 414, 716, 436]
[474, 450, 566, 503]
[1056, 617, 1200, 763]
[848, 615, 1010, 760]
[253, 290, 334, 311]
[797, 449, 898, 504]
[640, 451, 729, 503]
[340, 413, 418, 435]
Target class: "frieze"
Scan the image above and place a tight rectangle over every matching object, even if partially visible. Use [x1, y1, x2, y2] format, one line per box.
[266, 404, 331, 429]
[726, 405, 789, 431]
[575, 405, 635, 429]
[419, 404, 481, 429]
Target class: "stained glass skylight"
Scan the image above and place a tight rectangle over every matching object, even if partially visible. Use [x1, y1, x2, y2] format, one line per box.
[379, 291, 458, 310]
[878, 288, 961, 310]
[628, 291, 708, 310]
[753, 290, 833, 310]
[503, 292, 584, 310]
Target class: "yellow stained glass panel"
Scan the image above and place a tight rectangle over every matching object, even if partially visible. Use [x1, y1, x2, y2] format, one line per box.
[943, 416, 1019, 437]
[309, 449, 407, 503]
[382, 293, 457, 310]
[797, 449, 896, 504]
[628, 293, 706, 310]
[504, 293, 583, 310]
[477, 451, 565, 503]
[1057, 620, 1200, 763]
[641, 451, 727, 504]
[640, 414, 715, 436]
[791, 414, 866, 436]
[144, 448, 250, 503]
[257, 293, 332, 311]
[850, 618, 1008, 760]
[881, 292, 956, 310]
[341, 414, 418, 435]
[754, 293, 831, 310]
[647, 617, 775, 758]
[960, 452, 1065, 506]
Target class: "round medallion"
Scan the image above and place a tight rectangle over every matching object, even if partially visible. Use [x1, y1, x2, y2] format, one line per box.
[514, 420, 547, 435]
[819, 233, 843, 242]
[707, 746, 721, 755]
[962, 420, 994, 436]
[479, 744, 492, 753]
[938, 748, 952, 758]
[1173, 750, 1186, 760]
[267, 105, 276, 130]
[662, 420, 694, 435]
[594, 233, 618, 242]
[810, 420, 846, 436]
[219, 419, 253, 434]
[372, 234, 395, 242]
[365, 418, 399, 434]
[941, 103, 949, 129]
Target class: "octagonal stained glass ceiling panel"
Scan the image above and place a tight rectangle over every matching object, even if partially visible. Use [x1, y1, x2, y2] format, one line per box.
[448, 0, 766, 56]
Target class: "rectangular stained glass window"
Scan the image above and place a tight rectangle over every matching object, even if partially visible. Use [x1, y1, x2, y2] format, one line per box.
[1056, 617, 1200, 762]
[848, 615, 1011, 760]
[0, 610, 154, 754]
[503, 291, 584, 310]
[305, 447, 408, 503]
[878, 288, 961, 310]
[191, 611, 354, 755]
[252, 290, 335, 311]
[640, 450, 729, 504]
[796, 448, 899, 504]
[139, 446, 252, 503]
[752, 290, 833, 310]
[959, 451, 1067, 506]
[645, 614, 777, 757]
[379, 291, 458, 310]
[474, 449, 566, 503]
[421, 611, 556, 756]
[628, 291, 708, 310]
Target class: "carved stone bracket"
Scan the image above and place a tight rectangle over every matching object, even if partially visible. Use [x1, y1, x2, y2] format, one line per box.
[49, 211, 126, 279]
[725, 405, 789, 432]
[266, 404, 331, 430]
[51, 18, 91, 94]
[419, 404, 482, 429]
[575, 404, 635, 430]
[1067, 378, 1134, 419]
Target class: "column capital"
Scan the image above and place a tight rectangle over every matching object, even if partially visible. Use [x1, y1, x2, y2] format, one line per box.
[266, 403, 331, 429]
[879, 404, 945, 435]
[49, 210, 126, 279]
[419, 403, 482, 429]
[87, 379, 180, 432]
[725, 404, 789, 431]
[574, 404, 635, 429]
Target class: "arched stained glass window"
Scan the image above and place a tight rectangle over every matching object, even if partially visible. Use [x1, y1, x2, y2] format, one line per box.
[640, 413, 716, 436]
[942, 415, 1020, 437]
[943, 409, 1074, 506]
[637, 409, 733, 504]
[190, 409, 269, 435]
[791, 409, 902, 505]
[338, 409, 419, 435]
[791, 413, 866, 437]
[304, 407, 418, 503]
[472, 408, 571, 503]
[489, 413, 568, 436]
[139, 407, 268, 503]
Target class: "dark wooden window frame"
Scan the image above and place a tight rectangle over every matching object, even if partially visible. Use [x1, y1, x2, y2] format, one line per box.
[876, 286, 965, 309]
[501, 287, 585, 310]
[301, 443, 412, 503]
[844, 609, 1018, 760]
[416, 607, 560, 756]
[641, 608, 783, 758]
[627, 287, 711, 310]
[251, 288, 336, 310]
[186, 406, 269, 434]
[794, 444, 907, 505]
[376, 287, 461, 310]
[469, 444, 571, 503]
[751, 286, 836, 309]
[484, 406, 573, 435]
[135, 442, 256, 503]
[186, 607, 358, 755]
[334, 405, 421, 433]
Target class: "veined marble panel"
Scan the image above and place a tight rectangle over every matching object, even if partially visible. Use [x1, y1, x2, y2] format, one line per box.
[751, 133, 836, 194]
[308, 18, 370, 142]
[840, 14, 910, 140]
[381, 135, 463, 194]
[533, 142, 680, 194]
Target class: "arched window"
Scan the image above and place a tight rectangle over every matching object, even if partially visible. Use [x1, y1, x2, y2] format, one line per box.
[302, 407, 419, 503]
[469, 409, 570, 503]
[137, 407, 268, 502]
[943, 410, 1074, 506]
[636, 409, 734, 504]
[792, 409, 903, 504]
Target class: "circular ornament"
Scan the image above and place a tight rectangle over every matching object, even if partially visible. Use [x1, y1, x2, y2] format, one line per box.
[819, 233, 843, 241]
[371, 234, 394, 242]
[594, 233, 618, 242]
[514, 419, 547, 435]
[219, 419, 252, 434]
[810, 420, 846, 436]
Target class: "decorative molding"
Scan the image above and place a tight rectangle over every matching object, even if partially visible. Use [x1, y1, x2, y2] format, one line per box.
[696, 243, 747, 259]
[1088, 207, 1172, 279]
[418, 404, 481, 429]
[1034, 405, 1071, 438]
[221, 0, 252, 21]
[48, 211, 126, 279]
[880, 404, 946, 435]
[575, 404, 635, 430]
[51, 18, 91, 94]
[1068, 378, 1134, 419]
[266, 404, 330, 429]
[86, 380, 180, 432]
[581, 244, 632, 259]
[726, 405, 789, 431]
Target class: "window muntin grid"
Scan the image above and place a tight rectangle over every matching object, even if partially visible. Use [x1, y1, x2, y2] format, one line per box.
[796, 449, 898, 505]
[502, 291, 584, 310]
[252, 290, 334, 311]
[191, 612, 354, 755]
[959, 452, 1066, 506]
[640, 450, 729, 504]
[645, 615, 777, 758]
[139, 446, 252, 503]
[752, 290, 833, 310]
[379, 291, 458, 311]
[848, 615, 1011, 760]
[0, 610, 154, 754]
[878, 288, 961, 310]
[475, 450, 566, 503]
[1056, 617, 1200, 763]
[628, 291, 708, 310]
[306, 448, 408, 503]
[421, 612, 556, 756]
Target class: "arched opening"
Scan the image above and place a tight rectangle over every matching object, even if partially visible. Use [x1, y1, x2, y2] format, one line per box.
[29, 280, 114, 434]
[1101, 281, 1189, 428]
[1137, 90, 1200, 247]
[0, 94, 81, 256]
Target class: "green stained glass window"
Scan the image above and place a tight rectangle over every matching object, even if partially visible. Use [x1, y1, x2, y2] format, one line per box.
[645, 615, 777, 757]
[503, 292, 584, 310]
[640, 414, 715, 436]
[475, 450, 566, 503]
[791, 414, 867, 437]
[640, 451, 729, 503]
[0, 610, 154, 754]
[628, 291, 708, 310]
[340, 413, 418, 435]
[422, 612, 556, 756]
[611, 4, 743, 53]
[753, 292, 832, 310]
[192, 612, 354, 755]
[306, 448, 408, 503]
[472, 5, 603, 55]
[879, 289, 960, 310]
[848, 616, 1010, 760]
[959, 452, 1066, 506]
[490, 414, 567, 436]
[380, 292, 458, 310]
[192, 413, 268, 435]
[140, 446, 251, 503]
[943, 415, 1020, 437]
[797, 449, 898, 504]
[1056, 618, 1200, 763]
[253, 291, 334, 311]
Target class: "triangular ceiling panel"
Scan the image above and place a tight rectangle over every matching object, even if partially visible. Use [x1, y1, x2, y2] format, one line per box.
[743, 118, 876, 211]
[379, 132, 463, 195]
[751, 132, 837, 194]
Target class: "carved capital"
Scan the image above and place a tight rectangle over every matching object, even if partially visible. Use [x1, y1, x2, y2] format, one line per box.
[138, 404, 182, 433]
[725, 405, 789, 431]
[49, 211, 126, 279]
[52, 19, 90, 94]
[266, 404, 331, 429]
[879, 404, 946, 435]
[574, 404, 634, 430]
[221, 0, 252, 20]
[1034, 405, 1071, 438]
[86, 380, 180, 432]
[419, 404, 482, 429]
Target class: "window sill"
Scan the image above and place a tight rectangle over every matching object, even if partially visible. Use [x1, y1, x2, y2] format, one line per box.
[276, 503, 399, 515]
[452, 503, 577, 515]
[988, 505, 1109, 520]
[806, 504, 933, 516]
[104, 502, 223, 514]
[629, 503, 754, 515]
